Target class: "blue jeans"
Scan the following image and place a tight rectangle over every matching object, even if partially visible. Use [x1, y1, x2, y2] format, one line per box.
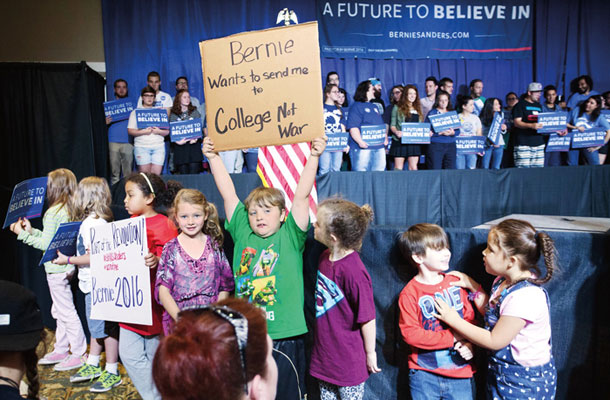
[409, 369, 475, 400]
[349, 147, 386, 171]
[456, 153, 477, 169]
[545, 150, 563, 166]
[244, 149, 259, 173]
[119, 328, 161, 400]
[426, 142, 456, 169]
[481, 145, 504, 169]
[567, 148, 599, 165]
[319, 151, 343, 174]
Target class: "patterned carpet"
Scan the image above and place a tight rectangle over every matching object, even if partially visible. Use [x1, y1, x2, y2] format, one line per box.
[36, 329, 142, 400]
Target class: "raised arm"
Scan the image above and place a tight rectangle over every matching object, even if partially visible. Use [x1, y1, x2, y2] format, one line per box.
[202, 137, 240, 222]
[291, 136, 326, 230]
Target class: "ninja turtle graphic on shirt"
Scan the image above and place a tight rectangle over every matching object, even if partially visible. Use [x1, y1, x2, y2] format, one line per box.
[235, 245, 279, 307]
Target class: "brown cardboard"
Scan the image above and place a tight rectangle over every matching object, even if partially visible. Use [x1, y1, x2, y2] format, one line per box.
[199, 22, 323, 151]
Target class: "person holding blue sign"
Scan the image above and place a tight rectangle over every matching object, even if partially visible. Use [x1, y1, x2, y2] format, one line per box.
[390, 85, 425, 170]
[128, 86, 170, 175]
[542, 85, 567, 167]
[480, 98, 507, 170]
[566, 96, 610, 166]
[169, 90, 204, 175]
[320, 84, 348, 174]
[107, 79, 134, 185]
[513, 83, 545, 168]
[347, 81, 388, 171]
[469, 79, 486, 116]
[456, 96, 482, 169]
[425, 91, 458, 170]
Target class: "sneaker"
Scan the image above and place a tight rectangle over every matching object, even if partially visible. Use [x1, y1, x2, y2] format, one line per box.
[54, 354, 85, 371]
[38, 351, 69, 365]
[90, 370, 122, 392]
[70, 363, 102, 383]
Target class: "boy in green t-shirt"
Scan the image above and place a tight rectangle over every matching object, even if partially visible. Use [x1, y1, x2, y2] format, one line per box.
[203, 136, 326, 400]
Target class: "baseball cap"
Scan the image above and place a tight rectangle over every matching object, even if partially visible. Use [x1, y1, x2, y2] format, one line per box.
[528, 82, 543, 92]
[0, 281, 43, 351]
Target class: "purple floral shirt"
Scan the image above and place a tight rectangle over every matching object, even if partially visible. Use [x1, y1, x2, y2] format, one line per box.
[155, 236, 234, 334]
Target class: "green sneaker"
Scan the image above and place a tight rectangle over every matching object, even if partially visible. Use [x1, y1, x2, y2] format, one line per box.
[90, 370, 122, 393]
[69, 363, 102, 383]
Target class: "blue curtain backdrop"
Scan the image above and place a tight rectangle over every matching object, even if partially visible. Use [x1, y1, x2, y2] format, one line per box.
[102, 0, 610, 108]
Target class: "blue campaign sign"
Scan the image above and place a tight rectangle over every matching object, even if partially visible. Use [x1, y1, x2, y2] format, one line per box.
[3, 177, 48, 229]
[602, 110, 610, 125]
[456, 136, 485, 154]
[325, 131, 349, 151]
[400, 122, 431, 144]
[170, 118, 203, 142]
[537, 111, 568, 134]
[317, 0, 533, 60]
[571, 128, 606, 148]
[360, 124, 387, 146]
[428, 111, 461, 132]
[545, 132, 572, 152]
[135, 109, 170, 129]
[487, 112, 504, 145]
[39, 222, 82, 266]
[104, 99, 135, 122]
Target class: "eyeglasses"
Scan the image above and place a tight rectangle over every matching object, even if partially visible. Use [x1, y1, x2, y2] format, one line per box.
[179, 305, 249, 394]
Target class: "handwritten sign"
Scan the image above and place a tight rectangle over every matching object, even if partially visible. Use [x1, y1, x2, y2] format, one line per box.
[39, 222, 81, 265]
[200, 22, 323, 151]
[170, 118, 203, 142]
[360, 124, 386, 146]
[3, 177, 47, 229]
[400, 122, 431, 144]
[428, 111, 461, 132]
[325, 131, 348, 151]
[537, 112, 568, 134]
[571, 128, 606, 148]
[89, 216, 152, 325]
[135, 109, 169, 129]
[456, 136, 485, 154]
[545, 132, 572, 152]
[104, 99, 134, 122]
[487, 112, 504, 145]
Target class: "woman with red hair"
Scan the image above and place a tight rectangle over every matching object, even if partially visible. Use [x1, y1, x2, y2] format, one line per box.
[153, 298, 277, 400]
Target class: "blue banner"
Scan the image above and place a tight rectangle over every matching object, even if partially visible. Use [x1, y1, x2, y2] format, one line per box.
[456, 136, 485, 154]
[104, 99, 135, 122]
[545, 132, 572, 152]
[537, 111, 568, 134]
[428, 111, 462, 132]
[360, 124, 387, 146]
[170, 118, 203, 142]
[39, 222, 82, 266]
[326, 131, 349, 151]
[135, 109, 170, 129]
[400, 122, 431, 144]
[571, 128, 606, 148]
[317, 0, 533, 59]
[3, 177, 48, 229]
[487, 112, 504, 145]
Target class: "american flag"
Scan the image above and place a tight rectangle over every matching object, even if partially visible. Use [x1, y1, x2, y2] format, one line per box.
[256, 143, 318, 222]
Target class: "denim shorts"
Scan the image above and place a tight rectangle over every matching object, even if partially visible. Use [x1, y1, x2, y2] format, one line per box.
[409, 369, 475, 400]
[134, 144, 165, 166]
[85, 292, 107, 339]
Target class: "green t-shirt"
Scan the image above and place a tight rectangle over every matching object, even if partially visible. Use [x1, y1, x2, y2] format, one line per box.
[226, 202, 308, 339]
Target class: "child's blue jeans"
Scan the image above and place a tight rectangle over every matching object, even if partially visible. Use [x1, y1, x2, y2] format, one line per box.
[409, 369, 475, 400]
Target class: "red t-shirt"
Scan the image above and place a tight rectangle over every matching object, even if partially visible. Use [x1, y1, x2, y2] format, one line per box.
[120, 213, 178, 336]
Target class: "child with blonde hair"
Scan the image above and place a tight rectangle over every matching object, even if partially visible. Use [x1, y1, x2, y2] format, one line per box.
[155, 188, 234, 335]
[10, 168, 87, 371]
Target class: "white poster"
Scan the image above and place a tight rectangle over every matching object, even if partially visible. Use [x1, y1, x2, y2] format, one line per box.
[89, 216, 152, 325]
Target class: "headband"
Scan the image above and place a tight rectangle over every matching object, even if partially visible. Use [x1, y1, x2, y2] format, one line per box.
[140, 172, 155, 195]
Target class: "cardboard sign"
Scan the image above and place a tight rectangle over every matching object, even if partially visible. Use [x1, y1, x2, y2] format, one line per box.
[400, 122, 431, 144]
[546, 132, 572, 152]
[571, 128, 606, 148]
[537, 111, 568, 134]
[360, 124, 386, 146]
[135, 109, 170, 129]
[428, 111, 461, 132]
[104, 99, 135, 122]
[200, 22, 323, 151]
[456, 136, 485, 154]
[39, 222, 81, 265]
[487, 112, 504, 145]
[3, 177, 47, 229]
[89, 216, 152, 325]
[325, 131, 349, 152]
[170, 118, 203, 142]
